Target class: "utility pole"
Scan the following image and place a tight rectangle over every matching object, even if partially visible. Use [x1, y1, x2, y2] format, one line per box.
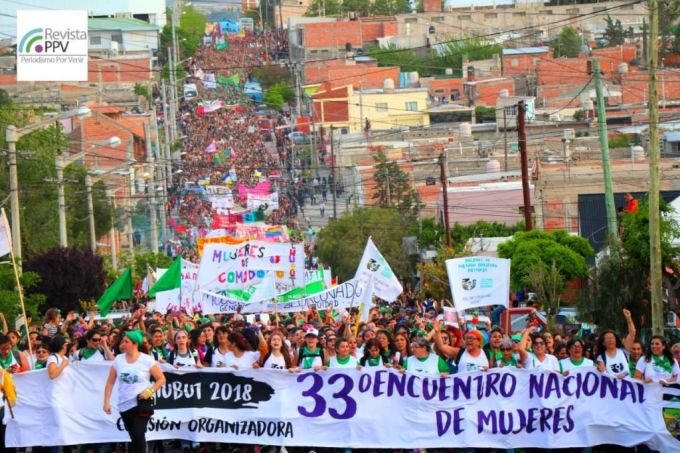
[330, 125, 337, 220]
[649, 0, 663, 336]
[108, 191, 117, 271]
[161, 79, 174, 169]
[153, 108, 168, 243]
[293, 63, 302, 118]
[127, 202, 135, 261]
[167, 47, 178, 144]
[593, 58, 618, 242]
[56, 154, 67, 247]
[6, 126, 21, 268]
[503, 108, 508, 172]
[85, 174, 96, 252]
[145, 123, 159, 253]
[439, 153, 451, 247]
[517, 101, 533, 230]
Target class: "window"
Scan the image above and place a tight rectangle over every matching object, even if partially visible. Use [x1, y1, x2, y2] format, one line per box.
[450, 90, 460, 101]
[511, 58, 519, 67]
[504, 106, 517, 116]
[375, 103, 388, 112]
[111, 33, 123, 44]
[405, 101, 418, 111]
[89, 36, 102, 45]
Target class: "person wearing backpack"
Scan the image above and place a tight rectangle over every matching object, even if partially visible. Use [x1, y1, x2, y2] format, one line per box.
[167, 330, 202, 369]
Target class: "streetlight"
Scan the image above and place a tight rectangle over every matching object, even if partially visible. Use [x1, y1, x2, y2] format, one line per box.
[6, 107, 91, 270]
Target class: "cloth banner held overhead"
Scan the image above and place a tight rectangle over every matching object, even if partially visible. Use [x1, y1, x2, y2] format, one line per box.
[246, 192, 279, 212]
[198, 278, 363, 314]
[6, 365, 680, 450]
[197, 242, 305, 292]
[445, 257, 511, 312]
[237, 181, 271, 199]
[354, 237, 402, 302]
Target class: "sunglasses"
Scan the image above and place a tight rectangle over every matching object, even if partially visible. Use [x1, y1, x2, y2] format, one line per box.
[500, 347, 513, 351]
[91, 338, 101, 342]
[36, 350, 48, 354]
[533, 341, 545, 346]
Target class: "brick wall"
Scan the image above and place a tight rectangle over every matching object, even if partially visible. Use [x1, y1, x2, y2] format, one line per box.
[88, 57, 153, 83]
[303, 18, 397, 49]
[503, 52, 552, 75]
[621, 70, 680, 104]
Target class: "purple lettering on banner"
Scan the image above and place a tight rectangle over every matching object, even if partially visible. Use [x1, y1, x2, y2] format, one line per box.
[297, 373, 326, 418]
[327, 374, 356, 420]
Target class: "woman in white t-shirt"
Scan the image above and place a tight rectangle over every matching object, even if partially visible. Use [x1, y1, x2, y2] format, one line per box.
[559, 338, 594, 375]
[224, 332, 260, 370]
[596, 330, 631, 378]
[517, 327, 560, 372]
[255, 331, 293, 370]
[328, 338, 359, 369]
[635, 335, 679, 384]
[211, 326, 231, 368]
[46, 335, 69, 380]
[103, 330, 165, 453]
[168, 330, 203, 369]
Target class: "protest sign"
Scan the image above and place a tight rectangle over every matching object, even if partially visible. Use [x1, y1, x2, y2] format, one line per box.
[197, 242, 304, 292]
[237, 181, 271, 199]
[6, 365, 679, 450]
[155, 260, 199, 313]
[446, 257, 511, 312]
[198, 278, 362, 314]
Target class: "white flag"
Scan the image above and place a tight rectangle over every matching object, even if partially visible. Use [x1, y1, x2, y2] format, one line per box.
[359, 278, 375, 323]
[354, 237, 402, 302]
[0, 209, 12, 257]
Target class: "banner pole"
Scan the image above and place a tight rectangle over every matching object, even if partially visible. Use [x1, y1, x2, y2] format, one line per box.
[2, 209, 32, 357]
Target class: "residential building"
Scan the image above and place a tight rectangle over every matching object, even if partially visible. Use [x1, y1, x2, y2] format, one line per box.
[304, 57, 401, 90]
[289, 16, 398, 62]
[88, 18, 160, 55]
[312, 83, 430, 133]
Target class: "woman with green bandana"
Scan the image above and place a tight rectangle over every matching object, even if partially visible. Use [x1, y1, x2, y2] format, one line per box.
[635, 335, 679, 384]
[559, 338, 594, 376]
[103, 330, 166, 453]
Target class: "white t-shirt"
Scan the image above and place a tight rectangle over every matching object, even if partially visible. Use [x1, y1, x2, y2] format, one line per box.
[523, 353, 560, 372]
[223, 351, 260, 370]
[457, 349, 489, 374]
[329, 355, 359, 368]
[211, 348, 231, 367]
[46, 353, 66, 368]
[596, 349, 630, 377]
[172, 350, 198, 368]
[559, 357, 595, 374]
[262, 353, 287, 370]
[636, 356, 680, 383]
[112, 353, 156, 412]
[78, 348, 107, 362]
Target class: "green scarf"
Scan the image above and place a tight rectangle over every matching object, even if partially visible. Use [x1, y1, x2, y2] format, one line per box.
[499, 356, 518, 367]
[0, 353, 13, 369]
[80, 347, 98, 360]
[652, 354, 673, 374]
[367, 356, 381, 366]
[34, 361, 46, 370]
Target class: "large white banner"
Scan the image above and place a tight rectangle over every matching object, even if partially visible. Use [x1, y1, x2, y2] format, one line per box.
[446, 257, 511, 311]
[198, 242, 305, 292]
[247, 192, 279, 212]
[6, 365, 680, 450]
[196, 279, 363, 314]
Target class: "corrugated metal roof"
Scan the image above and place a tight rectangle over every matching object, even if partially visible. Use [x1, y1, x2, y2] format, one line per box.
[89, 18, 159, 32]
[502, 47, 550, 56]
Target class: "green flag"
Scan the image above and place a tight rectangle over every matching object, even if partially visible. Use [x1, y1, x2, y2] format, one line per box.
[279, 279, 325, 302]
[218, 74, 240, 86]
[148, 257, 181, 298]
[97, 268, 133, 316]
[216, 42, 229, 51]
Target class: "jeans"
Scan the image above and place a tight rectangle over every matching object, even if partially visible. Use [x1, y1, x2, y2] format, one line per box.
[121, 407, 150, 453]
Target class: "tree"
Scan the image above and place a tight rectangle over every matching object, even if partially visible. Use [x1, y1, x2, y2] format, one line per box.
[432, 37, 503, 77]
[133, 83, 151, 105]
[372, 150, 422, 220]
[343, 0, 371, 16]
[0, 106, 113, 255]
[497, 230, 593, 324]
[602, 15, 632, 47]
[0, 89, 10, 107]
[252, 65, 292, 90]
[316, 208, 412, 282]
[366, 44, 425, 75]
[552, 26, 582, 58]
[161, 62, 187, 82]
[416, 245, 466, 301]
[660, 0, 680, 57]
[24, 247, 106, 314]
[133, 252, 173, 281]
[450, 220, 525, 253]
[305, 0, 341, 16]
[159, 5, 206, 63]
[411, 218, 442, 250]
[264, 90, 285, 110]
[0, 267, 44, 321]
